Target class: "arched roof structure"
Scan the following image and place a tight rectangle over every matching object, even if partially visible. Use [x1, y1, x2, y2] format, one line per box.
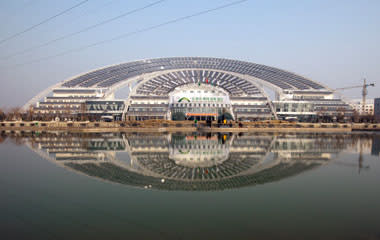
[61, 57, 326, 91]
[25, 57, 331, 111]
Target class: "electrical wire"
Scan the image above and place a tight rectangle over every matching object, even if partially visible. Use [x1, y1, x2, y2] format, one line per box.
[5, 0, 249, 69]
[0, 0, 39, 20]
[0, 0, 89, 45]
[1, 0, 166, 60]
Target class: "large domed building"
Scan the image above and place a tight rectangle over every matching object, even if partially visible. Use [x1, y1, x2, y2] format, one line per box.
[26, 57, 352, 121]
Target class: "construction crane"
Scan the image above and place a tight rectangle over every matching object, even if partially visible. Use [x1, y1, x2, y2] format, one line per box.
[335, 78, 375, 114]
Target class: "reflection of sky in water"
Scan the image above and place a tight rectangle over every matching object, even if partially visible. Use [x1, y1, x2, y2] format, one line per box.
[3, 132, 379, 191]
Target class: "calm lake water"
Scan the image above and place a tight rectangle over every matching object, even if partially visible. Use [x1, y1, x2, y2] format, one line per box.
[1, 131, 380, 240]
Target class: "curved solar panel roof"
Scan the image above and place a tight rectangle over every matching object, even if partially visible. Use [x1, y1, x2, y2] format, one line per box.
[61, 57, 326, 91]
[136, 70, 262, 96]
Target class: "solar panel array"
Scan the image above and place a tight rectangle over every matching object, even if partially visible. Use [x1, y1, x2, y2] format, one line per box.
[61, 57, 326, 91]
[136, 70, 262, 96]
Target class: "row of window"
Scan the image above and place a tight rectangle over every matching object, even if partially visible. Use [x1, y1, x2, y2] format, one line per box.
[46, 99, 84, 103]
[40, 104, 80, 108]
[181, 90, 223, 94]
[171, 108, 219, 113]
[276, 103, 313, 108]
[231, 102, 267, 105]
[234, 109, 269, 113]
[171, 145, 224, 149]
[293, 96, 324, 100]
[87, 104, 124, 111]
[38, 105, 80, 109]
[314, 107, 349, 111]
[172, 103, 229, 107]
[35, 110, 76, 114]
[131, 102, 167, 105]
[129, 107, 167, 112]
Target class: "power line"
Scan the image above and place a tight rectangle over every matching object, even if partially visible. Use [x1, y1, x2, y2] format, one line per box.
[0, 0, 39, 20]
[71, 0, 120, 22]
[1, 0, 166, 60]
[5, 0, 249, 69]
[0, 0, 89, 45]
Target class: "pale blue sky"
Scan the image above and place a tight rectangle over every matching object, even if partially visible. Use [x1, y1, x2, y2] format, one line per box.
[0, 0, 379, 108]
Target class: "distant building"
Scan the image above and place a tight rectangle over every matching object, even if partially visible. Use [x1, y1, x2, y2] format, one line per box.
[374, 98, 380, 122]
[349, 99, 374, 115]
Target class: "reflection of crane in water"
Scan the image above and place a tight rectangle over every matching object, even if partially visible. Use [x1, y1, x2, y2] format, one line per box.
[358, 144, 370, 174]
[334, 143, 370, 173]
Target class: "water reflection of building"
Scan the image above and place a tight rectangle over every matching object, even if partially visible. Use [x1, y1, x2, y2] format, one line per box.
[129, 133, 273, 181]
[371, 135, 380, 156]
[348, 135, 375, 155]
[30, 133, 126, 163]
[11, 132, 363, 191]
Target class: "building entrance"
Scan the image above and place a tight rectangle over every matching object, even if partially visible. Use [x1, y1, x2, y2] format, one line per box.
[187, 114, 216, 121]
[169, 83, 232, 122]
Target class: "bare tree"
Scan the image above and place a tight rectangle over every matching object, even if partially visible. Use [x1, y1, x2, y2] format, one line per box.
[316, 107, 325, 123]
[25, 106, 34, 121]
[352, 109, 360, 123]
[6, 107, 22, 121]
[0, 108, 6, 121]
[336, 107, 346, 123]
